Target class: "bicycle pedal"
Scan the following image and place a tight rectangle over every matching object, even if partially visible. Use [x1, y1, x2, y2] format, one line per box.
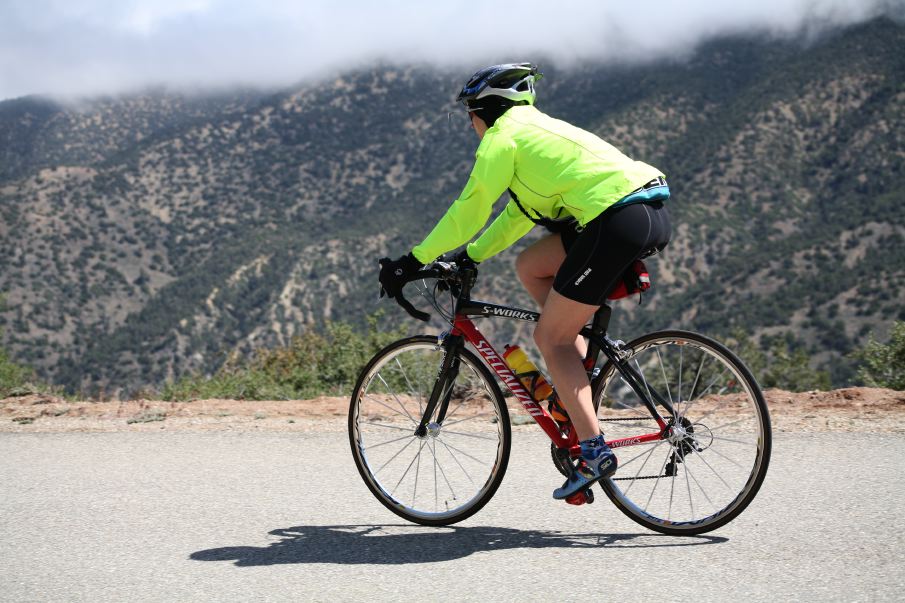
[564, 488, 595, 506]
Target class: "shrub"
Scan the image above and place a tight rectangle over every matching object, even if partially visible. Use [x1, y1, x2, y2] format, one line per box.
[852, 321, 905, 390]
[0, 311, 39, 397]
[727, 331, 831, 392]
[162, 313, 407, 401]
[0, 346, 35, 398]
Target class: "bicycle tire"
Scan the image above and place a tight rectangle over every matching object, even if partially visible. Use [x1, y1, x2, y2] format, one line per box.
[594, 330, 771, 535]
[349, 335, 511, 526]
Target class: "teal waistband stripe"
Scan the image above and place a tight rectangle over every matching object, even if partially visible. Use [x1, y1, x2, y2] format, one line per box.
[612, 185, 670, 208]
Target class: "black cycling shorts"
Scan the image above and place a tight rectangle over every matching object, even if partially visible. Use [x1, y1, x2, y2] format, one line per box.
[553, 201, 671, 306]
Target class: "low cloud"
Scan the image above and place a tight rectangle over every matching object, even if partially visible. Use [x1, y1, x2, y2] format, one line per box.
[0, 0, 898, 100]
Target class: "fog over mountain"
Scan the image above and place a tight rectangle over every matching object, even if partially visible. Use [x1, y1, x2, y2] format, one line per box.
[1, 0, 900, 100]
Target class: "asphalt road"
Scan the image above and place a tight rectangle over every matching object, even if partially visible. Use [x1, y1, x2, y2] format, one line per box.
[1, 429, 903, 601]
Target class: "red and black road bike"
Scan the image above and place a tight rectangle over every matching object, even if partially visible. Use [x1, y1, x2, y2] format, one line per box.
[349, 261, 771, 535]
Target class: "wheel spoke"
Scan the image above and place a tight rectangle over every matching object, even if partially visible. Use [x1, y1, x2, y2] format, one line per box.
[623, 441, 663, 497]
[689, 445, 734, 492]
[691, 364, 731, 403]
[685, 393, 739, 428]
[412, 440, 424, 506]
[363, 421, 414, 432]
[633, 358, 657, 408]
[432, 439, 439, 511]
[440, 429, 499, 442]
[704, 444, 747, 469]
[442, 412, 494, 427]
[681, 447, 695, 521]
[707, 416, 753, 432]
[374, 437, 417, 476]
[362, 433, 413, 450]
[438, 439, 492, 468]
[687, 352, 707, 409]
[426, 438, 458, 502]
[376, 373, 418, 424]
[656, 347, 673, 405]
[392, 440, 425, 496]
[644, 446, 673, 513]
[395, 356, 424, 416]
[611, 440, 664, 470]
[682, 450, 717, 513]
[364, 393, 416, 424]
[710, 434, 758, 447]
[437, 438, 478, 485]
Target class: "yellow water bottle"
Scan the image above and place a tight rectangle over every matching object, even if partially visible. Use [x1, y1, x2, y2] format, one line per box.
[502, 344, 554, 401]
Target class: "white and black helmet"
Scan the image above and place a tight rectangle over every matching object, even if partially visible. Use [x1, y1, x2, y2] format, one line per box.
[456, 63, 542, 108]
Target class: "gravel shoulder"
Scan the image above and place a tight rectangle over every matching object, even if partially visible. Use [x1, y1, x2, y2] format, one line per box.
[1, 387, 903, 433]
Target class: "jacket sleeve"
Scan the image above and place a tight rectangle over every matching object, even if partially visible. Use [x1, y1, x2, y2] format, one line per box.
[411, 131, 516, 264]
[466, 199, 535, 262]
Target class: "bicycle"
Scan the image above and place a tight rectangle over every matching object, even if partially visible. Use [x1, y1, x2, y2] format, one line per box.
[349, 260, 771, 535]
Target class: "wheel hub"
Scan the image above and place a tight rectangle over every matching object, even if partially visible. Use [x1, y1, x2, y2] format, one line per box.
[669, 416, 704, 456]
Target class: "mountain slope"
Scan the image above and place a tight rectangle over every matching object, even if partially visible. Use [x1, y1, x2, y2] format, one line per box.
[0, 18, 902, 393]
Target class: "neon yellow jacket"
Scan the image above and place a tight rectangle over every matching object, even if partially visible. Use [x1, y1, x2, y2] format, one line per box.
[411, 105, 664, 264]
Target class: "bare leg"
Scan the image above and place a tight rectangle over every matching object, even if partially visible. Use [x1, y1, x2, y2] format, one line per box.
[516, 235, 587, 358]
[515, 234, 566, 306]
[533, 289, 601, 441]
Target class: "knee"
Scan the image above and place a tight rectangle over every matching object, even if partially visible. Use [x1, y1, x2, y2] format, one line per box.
[533, 322, 559, 356]
[534, 320, 577, 356]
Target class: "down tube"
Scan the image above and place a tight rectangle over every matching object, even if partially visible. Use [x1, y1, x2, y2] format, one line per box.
[453, 316, 573, 449]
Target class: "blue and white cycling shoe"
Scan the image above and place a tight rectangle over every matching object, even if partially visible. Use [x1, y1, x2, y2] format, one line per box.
[553, 435, 617, 500]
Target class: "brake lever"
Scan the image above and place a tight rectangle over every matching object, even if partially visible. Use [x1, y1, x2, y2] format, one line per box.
[394, 292, 431, 322]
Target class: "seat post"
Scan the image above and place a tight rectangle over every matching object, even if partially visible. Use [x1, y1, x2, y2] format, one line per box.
[582, 305, 611, 372]
[592, 305, 612, 337]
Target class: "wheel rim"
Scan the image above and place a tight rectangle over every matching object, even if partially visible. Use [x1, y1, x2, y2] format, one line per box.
[597, 334, 769, 531]
[351, 342, 507, 522]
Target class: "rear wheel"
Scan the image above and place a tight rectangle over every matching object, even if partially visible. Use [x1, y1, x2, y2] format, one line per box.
[349, 336, 511, 526]
[594, 330, 771, 535]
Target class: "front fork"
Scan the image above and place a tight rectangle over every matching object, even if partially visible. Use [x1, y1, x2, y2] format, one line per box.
[414, 332, 464, 438]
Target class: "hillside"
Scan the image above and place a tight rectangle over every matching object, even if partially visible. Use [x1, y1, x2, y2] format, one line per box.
[0, 18, 903, 395]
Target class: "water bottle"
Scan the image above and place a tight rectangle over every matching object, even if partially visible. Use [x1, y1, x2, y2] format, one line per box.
[502, 344, 554, 401]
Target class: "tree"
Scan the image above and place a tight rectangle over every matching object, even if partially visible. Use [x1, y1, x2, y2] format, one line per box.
[852, 321, 905, 391]
[0, 295, 37, 397]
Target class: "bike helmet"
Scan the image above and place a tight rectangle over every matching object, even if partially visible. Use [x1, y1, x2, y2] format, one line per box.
[456, 62, 542, 108]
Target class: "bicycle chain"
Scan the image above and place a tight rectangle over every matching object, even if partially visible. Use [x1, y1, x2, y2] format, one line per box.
[583, 417, 676, 480]
[612, 474, 671, 481]
[594, 416, 667, 479]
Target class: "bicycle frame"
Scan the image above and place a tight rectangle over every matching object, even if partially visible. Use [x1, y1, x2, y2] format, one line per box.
[414, 289, 676, 459]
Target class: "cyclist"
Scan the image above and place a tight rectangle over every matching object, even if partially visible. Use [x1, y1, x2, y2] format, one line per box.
[379, 63, 671, 501]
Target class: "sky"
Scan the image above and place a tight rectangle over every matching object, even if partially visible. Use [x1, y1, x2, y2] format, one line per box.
[0, 0, 899, 101]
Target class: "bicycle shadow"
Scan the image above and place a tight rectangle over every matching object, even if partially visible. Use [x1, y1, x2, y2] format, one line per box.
[190, 524, 727, 566]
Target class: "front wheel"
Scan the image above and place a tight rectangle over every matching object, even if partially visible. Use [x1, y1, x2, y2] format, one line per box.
[349, 336, 511, 526]
[594, 330, 771, 535]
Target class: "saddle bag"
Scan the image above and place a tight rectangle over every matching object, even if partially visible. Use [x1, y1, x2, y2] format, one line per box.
[607, 260, 651, 302]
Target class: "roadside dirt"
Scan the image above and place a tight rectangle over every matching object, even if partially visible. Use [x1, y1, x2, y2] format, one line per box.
[1, 387, 903, 434]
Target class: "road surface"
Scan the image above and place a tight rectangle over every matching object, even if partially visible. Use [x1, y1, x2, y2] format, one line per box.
[1, 429, 903, 601]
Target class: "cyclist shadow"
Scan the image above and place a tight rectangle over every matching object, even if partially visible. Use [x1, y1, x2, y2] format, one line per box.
[190, 524, 727, 566]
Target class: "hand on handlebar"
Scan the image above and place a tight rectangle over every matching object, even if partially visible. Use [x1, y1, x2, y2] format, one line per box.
[378, 251, 479, 322]
[378, 252, 431, 321]
[378, 252, 423, 299]
[437, 249, 478, 293]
